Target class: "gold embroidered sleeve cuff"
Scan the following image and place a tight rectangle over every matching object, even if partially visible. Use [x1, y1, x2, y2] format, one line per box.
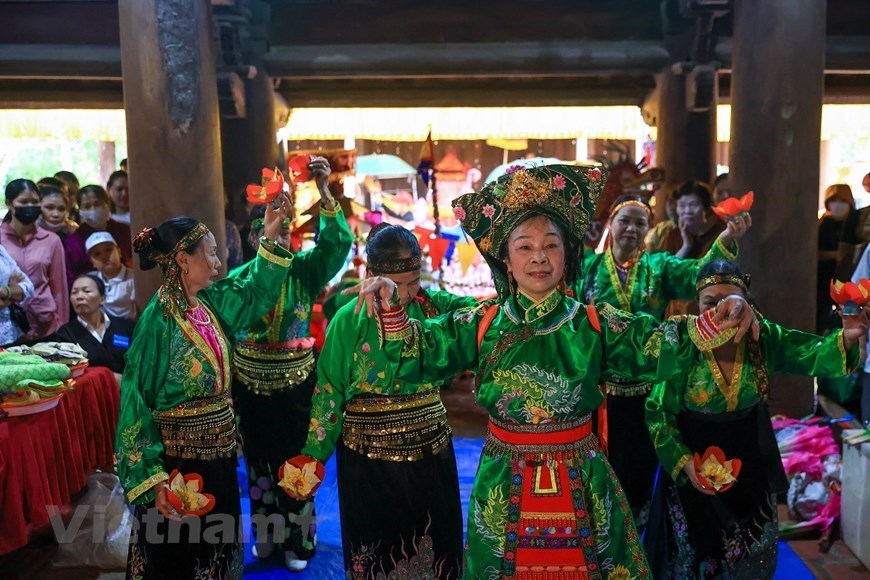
[257, 238, 294, 268]
[319, 202, 340, 218]
[713, 237, 738, 261]
[126, 471, 169, 503]
[378, 304, 413, 343]
[673, 453, 691, 482]
[839, 330, 860, 374]
[687, 310, 738, 351]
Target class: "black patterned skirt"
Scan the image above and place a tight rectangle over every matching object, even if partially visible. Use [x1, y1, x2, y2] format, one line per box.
[645, 402, 786, 579]
[126, 397, 242, 579]
[232, 344, 318, 559]
[336, 391, 463, 580]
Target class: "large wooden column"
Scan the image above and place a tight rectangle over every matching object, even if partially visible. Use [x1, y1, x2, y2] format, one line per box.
[219, 0, 280, 225]
[119, 0, 227, 305]
[655, 67, 717, 185]
[730, 0, 826, 416]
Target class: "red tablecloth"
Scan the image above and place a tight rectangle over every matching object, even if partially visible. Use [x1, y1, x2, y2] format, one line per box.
[0, 366, 120, 555]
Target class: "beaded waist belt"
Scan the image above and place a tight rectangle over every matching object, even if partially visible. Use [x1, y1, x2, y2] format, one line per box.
[232, 342, 316, 394]
[152, 395, 236, 460]
[342, 390, 451, 462]
[604, 376, 652, 397]
[484, 414, 598, 464]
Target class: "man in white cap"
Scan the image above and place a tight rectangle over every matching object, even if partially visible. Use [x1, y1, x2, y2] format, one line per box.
[85, 231, 138, 320]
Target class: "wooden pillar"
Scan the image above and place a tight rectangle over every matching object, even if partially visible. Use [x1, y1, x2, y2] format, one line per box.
[729, 0, 826, 417]
[655, 66, 717, 186]
[220, 0, 279, 225]
[119, 0, 227, 306]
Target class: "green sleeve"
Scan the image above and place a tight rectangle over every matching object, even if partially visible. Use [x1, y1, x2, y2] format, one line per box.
[360, 301, 482, 385]
[426, 289, 480, 313]
[596, 304, 696, 383]
[646, 378, 692, 484]
[302, 304, 356, 462]
[761, 319, 860, 377]
[659, 238, 738, 300]
[115, 300, 170, 505]
[201, 241, 294, 332]
[291, 207, 354, 297]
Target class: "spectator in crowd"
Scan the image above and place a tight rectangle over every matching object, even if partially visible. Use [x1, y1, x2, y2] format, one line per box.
[1, 179, 69, 341]
[651, 179, 726, 260]
[86, 231, 138, 321]
[646, 180, 680, 253]
[818, 183, 862, 333]
[0, 244, 35, 346]
[55, 273, 134, 376]
[37, 184, 77, 240]
[66, 184, 132, 285]
[107, 170, 130, 224]
[119, 158, 128, 172]
[54, 170, 81, 222]
[712, 172, 733, 203]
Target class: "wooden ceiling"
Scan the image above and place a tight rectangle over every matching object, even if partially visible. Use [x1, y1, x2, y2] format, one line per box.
[0, 0, 867, 109]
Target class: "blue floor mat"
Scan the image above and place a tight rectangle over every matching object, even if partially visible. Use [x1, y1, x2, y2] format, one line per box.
[239, 437, 811, 578]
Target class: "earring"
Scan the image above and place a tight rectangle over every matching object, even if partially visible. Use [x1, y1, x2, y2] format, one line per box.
[507, 270, 516, 294]
[183, 268, 189, 275]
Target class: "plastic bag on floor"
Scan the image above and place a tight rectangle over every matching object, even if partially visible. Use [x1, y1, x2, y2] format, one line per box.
[51, 471, 132, 569]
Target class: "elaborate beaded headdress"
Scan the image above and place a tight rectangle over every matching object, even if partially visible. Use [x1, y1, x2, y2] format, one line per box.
[452, 164, 605, 298]
[134, 222, 209, 316]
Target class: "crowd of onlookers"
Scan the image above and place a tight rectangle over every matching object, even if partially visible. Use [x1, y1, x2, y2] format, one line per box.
[0, 167, 136, 374]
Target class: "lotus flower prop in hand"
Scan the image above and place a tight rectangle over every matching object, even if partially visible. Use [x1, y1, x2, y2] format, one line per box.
[278, 455, 325, 499]
[246, 167, 285, 205]
[712, 191, 754, 221]
[830, 279, 870, 315]
[165, 470, 216, 516]
[693, 446, 741, 492]
[288, 154, 315, 183]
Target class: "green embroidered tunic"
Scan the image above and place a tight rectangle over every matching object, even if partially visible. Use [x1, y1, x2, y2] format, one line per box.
[234, 206, 352, 345]
[576, 238, 736, 320]
[347, 289, 706, 578]
[302, 289, 478, 462]
[646, 318, 858, 483]
[115, 242, 294, 504]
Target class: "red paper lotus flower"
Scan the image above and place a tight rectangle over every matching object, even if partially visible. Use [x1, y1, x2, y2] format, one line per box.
[246, 167, 285, 205]
[277, 455, 325, 499]
[712, 190, 754, 221]
[830, 280, 870, 312]
[165, 470, 216, 516]
[288, 154, 314, 183]
[693, 446, 741, 492]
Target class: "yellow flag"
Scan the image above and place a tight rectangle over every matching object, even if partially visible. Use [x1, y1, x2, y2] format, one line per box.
[456, 243, 478, 276]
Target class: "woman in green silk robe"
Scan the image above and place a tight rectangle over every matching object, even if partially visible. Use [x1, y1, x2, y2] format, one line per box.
[337, 165, 759, 579]
[115, 195, 294, 580]
[282, 223, 477, 579]
[645, 260, 866, 579]
[230, 157, 353, 571]
[575, 194, 748, 526]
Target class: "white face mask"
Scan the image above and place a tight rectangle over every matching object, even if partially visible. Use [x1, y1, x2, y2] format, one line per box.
[828, 200, 850, 220]
[37, 217, 64, 233]
[80, 207, 110, 229]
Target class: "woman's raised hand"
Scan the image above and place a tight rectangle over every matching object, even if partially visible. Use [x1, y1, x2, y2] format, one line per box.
[264, 192, 293, 241]
[718, 213, 752, 247]
[841, 307, 870, 349]
[710, 294, 760, 343]
[342, 276, 399, 317]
